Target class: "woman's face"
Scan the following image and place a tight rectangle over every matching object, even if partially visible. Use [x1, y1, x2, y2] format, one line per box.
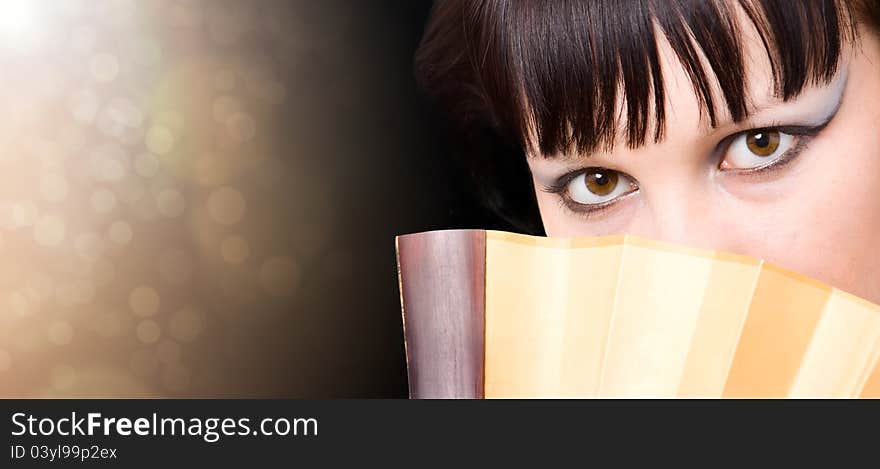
[527, 25, 880, 303]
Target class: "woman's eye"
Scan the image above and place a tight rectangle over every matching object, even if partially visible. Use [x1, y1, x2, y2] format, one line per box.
[720, 128, 795, 170]
[567, 168, 637, 205]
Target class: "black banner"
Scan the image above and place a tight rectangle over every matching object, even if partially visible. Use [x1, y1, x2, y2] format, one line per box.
[0, 399, 873, 466]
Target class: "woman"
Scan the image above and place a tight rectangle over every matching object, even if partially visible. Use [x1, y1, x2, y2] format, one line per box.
[414, 0, 880, 303]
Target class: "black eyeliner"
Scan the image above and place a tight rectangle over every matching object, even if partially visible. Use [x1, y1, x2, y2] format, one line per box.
[718, 110, 838, 177]
[542, 168, 591, 194]
[558, 187, 638, 218]
[730, 136, 811, 179]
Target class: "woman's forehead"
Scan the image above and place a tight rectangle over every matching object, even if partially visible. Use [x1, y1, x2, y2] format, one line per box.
[654, 16, 773, 132]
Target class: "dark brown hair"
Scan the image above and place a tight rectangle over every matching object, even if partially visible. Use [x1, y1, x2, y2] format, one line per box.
[415, 0, 879, 234]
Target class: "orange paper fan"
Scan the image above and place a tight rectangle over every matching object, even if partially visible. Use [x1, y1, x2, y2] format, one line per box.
[396, 229, 880, 398]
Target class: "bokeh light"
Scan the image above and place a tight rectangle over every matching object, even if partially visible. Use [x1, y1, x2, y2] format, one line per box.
[0, 0, 350, 397]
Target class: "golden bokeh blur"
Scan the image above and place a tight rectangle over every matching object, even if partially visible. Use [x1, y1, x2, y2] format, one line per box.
[0, 0, 355, 397]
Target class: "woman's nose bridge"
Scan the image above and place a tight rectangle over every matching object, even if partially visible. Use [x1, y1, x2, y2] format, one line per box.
[618, 136, 753, 252]
[628, 182, 739, 252]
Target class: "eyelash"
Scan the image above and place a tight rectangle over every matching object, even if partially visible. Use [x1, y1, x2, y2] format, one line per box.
[552, 187, 632, 220]
[713, 123, 824, 181]
[543, 170, 637, 219]
[543, 122, 830, 219]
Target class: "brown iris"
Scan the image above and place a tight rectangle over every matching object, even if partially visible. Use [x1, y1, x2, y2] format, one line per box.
[584, 169, 618, 196]
[746, 129, 780, 157]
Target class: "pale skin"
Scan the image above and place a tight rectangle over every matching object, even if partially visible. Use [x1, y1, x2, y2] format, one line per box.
[528, 21, 880, 303]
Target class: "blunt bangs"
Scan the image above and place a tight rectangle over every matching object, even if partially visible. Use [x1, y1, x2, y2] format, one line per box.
[418, 0, 858, 157]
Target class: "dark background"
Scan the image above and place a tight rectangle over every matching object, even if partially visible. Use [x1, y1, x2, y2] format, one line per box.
[291, 0, 513, 397]
[0, 0, 520, 398]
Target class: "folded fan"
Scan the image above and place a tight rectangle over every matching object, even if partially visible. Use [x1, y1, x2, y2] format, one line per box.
[395, 229, 880, 398]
